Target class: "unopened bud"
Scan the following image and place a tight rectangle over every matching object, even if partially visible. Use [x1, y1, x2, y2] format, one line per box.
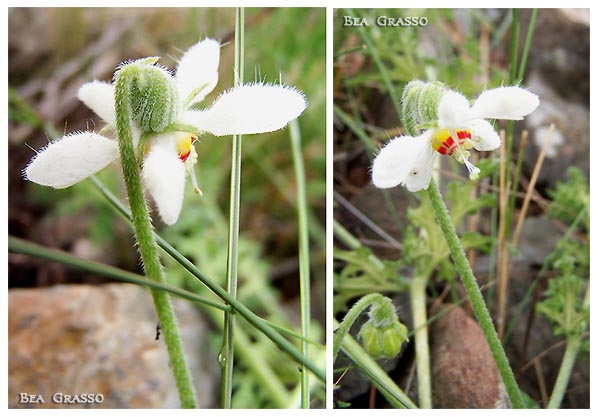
[401, 80, 447, 136]
[124, 59, 179, 133]
[359, 324, 383, 358]
[380, 322, 408, 358]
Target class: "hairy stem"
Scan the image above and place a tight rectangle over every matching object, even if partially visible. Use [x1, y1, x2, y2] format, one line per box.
[333, 293, 385, 362]
[114, 64, 196, 408]
[426, 180, 524, 409]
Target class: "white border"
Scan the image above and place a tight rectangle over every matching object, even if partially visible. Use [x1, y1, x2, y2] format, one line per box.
[3, 1, 598, 415]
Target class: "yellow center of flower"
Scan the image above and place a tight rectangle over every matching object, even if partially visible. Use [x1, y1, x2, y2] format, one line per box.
[175, 133, 197, 162]
[431, 128, 471, 155]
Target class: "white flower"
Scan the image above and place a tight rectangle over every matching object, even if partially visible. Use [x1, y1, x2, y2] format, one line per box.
[372, 86, 539, 192]
[25, 38, 307, 225]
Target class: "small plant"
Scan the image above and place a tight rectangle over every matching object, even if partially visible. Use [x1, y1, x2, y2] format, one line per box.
[537, 168, 589, 409]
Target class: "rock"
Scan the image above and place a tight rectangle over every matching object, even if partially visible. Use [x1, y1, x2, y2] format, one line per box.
[429, 305, 509, 408]
[524, 9, 589, 103]
[518, 9, 589, 189]
[515, 216, 564, 265]
[523, 72, 589, 189]
[8, 284, 218, 408]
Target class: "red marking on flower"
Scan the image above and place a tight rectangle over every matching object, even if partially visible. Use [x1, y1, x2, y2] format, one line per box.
[432, 129, 471, 155]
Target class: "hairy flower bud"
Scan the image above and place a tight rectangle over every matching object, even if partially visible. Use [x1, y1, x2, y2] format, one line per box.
[123, 59, 179, 133]
[359, 325, 383, 358]
[401, 80, 447, 136]
[380, 322, 408, 358]
[358, 297, 408, 359]
[401, 80, 424, 136]
[417, 81, 445, 124]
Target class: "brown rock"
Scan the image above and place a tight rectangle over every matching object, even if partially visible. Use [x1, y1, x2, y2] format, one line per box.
[8, 284, 218, 408]
[429, 305, 509, 409]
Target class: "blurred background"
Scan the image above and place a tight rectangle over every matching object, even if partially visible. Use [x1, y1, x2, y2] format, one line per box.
[333, 8, 589, 409]
[8, 7, 325, 408]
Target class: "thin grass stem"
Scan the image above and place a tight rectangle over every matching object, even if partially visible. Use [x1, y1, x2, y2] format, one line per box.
[220, 7, 244, 408]
[290, 118, 312, 408]
[8, 236, 229, 312]
[89, 176, 326, 383]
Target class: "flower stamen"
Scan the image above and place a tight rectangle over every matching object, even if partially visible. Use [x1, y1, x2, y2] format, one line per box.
[464, 159, 481, 180]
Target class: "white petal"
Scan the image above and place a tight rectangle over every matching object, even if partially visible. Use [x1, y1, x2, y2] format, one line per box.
[176, 38, 220, 107]
[437, 91, 471, 130]
[25, 132, 119, 189]
[181, 83, 307, 136]
[142, 136, 186, 225]
[372, 131, 435, 192]
[470, 119, 501, 151]
[77, 81, 116, 124]
[469, 86, 540, 120]
[405, 133, 437, 192]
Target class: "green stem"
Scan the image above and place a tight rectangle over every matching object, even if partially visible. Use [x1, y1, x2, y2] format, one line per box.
[90, 176, 326, 382]
[509, 9, 520, 85]
[333, 293, 384, 362]
[426, 180, 524, 409]
[114, 64, 196, 408]
[503, 8, 521, 217]
[8, 236, 229, 312]
[547, 336, 582, 408]
[290, 119, 312, 408]
[410, 273, 432, 408]
[517, 9, 538, 83]
[506, 9, 537, 244]
[221, 7, 245, 409]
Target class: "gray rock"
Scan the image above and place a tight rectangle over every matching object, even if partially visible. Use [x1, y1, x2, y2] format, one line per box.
[8, 284, 218, 408]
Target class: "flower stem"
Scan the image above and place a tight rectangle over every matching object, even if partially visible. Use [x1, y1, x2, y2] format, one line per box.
[220, 7, 245, 409]
[410, 272, 432, 408]
[290, 118, 312, 408]
[333, 293, 384, 362]
[114, 64, 196, 408]
[517, 9, 538, 83]
[547, 335, 582, 409]
[425, 180, 524, 409]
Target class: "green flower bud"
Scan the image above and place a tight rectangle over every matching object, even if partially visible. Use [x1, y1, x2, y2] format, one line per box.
[417, 81, 445, 124]
[401, 80, 424, 136]
[358, 297, 409, 359]
[401, 80, 447, 136]
[380, 322, 408, 359]
[359, 324, 383, 358]
[125, 59, 179, 133]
